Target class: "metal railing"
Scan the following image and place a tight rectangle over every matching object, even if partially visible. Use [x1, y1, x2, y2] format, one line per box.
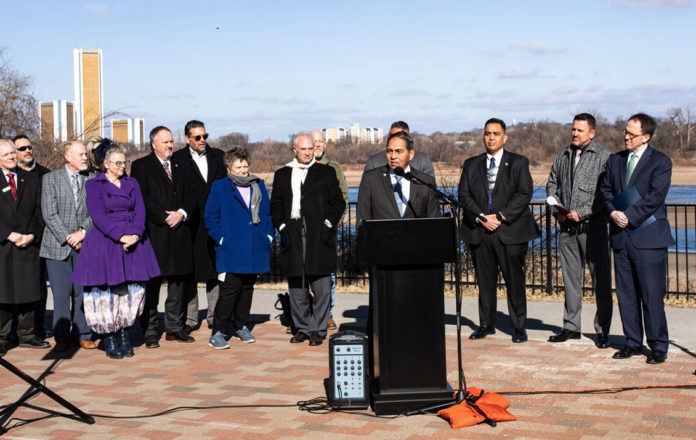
[263, 202, 696, 298]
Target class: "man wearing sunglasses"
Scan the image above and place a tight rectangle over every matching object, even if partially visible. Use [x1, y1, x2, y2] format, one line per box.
[13, 135, 51, 340]
[171, 120, 227, 334]
[600, 113, 673, 365]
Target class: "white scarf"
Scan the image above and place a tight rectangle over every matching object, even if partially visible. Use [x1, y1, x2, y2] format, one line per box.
[286, 157, 315, 219]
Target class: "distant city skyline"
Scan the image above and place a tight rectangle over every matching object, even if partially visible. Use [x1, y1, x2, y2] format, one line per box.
[4, 1, 696, 142]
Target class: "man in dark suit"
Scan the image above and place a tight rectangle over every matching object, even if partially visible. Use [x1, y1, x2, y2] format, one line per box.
[13, 134, 51, 339]
[172, 120, 227, 332]
[458, 118, 539, 343]
[363, 121, 436, 179]
[0, 139, 50, 356]
[41, 141, 96, 352]
[599, 113, 673, 364]
[270, 133, 345, 346]
[131, 126, 197, 347]
[357, 131, 440, 224]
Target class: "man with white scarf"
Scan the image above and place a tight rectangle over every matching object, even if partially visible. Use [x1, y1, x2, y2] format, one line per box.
[270, 133, 346, 346]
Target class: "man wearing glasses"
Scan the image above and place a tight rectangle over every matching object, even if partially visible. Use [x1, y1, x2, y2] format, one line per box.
[600, 113, 673, 364]
[40, 141, 95, 352]
[172, 120, 227, 334]
[13, 135, 51, 339]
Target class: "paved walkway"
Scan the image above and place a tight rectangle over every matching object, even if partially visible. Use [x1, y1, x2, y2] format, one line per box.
[1, 290, 695, 439]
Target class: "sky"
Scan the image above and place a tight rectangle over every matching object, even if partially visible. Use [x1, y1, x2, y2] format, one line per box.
[3, 0, 696, 142]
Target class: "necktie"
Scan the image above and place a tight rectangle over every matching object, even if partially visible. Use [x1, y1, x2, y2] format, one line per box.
[573, 148, 582, 173]
[487, 157, 496, 213]
[625, 153, 637, 186]
[71, 174, 79, 205]
[163, 161, 172, 181]
[393, 175, 406, 216]
[7, 172, 17, 201]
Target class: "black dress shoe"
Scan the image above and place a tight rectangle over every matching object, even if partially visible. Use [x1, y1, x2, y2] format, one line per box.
[309, 332, 323, 346]
[290, 332, 309, 343]
[512, 329, 528, 343]
[646, 349, 667, 364]
[612, 345, 643, 359]
[469, 326, 495, 340]
[165, 331, 195, 343]
[19, 336, 51, 349]
[595, 333, 611, 349]
[0, 344, 6, 357]
[548, 329, 581, 343]
[144, 336, 160, 348]
[183, 325, 195, 335]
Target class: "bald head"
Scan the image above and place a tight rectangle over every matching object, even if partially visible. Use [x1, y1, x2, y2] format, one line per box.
[309, 130, 326, 159]
[293, 133, 315, 165]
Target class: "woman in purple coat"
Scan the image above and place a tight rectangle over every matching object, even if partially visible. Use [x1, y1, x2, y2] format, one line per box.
[71, 146, 160, 359]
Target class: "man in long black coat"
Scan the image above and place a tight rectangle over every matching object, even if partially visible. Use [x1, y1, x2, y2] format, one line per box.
[270, 133, 345, 346]
[0, 139, 50, 355]
[131, 126, 197, 347]
[171, 120, 227, 331]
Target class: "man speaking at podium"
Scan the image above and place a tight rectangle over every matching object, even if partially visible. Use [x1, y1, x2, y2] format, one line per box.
[357, 131, 440, 224]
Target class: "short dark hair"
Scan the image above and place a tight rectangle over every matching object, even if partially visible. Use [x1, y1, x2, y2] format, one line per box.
[149, 126, 171, 146]
[573, 113, 596, 130]
[386, 131, 414, 151]
[224, 147, 251, 168]
[484, 118, 507, 133]
[390, 120, 410, 133]
[629, 113, 657, 139]
[12, 134, 30, 143]
[184, 120, 205, 137]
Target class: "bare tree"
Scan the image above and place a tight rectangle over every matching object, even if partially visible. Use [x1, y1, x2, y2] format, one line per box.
[0, 48, 39, 139]
[667, 105, 694, 151]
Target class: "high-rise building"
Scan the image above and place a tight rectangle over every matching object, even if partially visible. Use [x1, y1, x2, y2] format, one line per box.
[39, 100, 75, 142]
[73, 48, 104, 140]
[322, 123, 383, 144]
[111, 118, 145, 147]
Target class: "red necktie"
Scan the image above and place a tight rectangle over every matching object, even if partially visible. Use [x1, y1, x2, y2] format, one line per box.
[7, 172, 17, 201]
[163, 161, 172, 181]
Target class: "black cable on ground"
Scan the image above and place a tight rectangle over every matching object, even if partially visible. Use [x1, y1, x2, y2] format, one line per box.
[498, 382, 696, 396]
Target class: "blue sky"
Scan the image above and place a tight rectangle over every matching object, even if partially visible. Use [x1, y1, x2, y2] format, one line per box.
[4, 0, 696, 141]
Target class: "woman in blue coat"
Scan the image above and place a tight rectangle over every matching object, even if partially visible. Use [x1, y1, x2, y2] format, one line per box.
[71, 146, 160, 359]
[204, 147, 273, 349]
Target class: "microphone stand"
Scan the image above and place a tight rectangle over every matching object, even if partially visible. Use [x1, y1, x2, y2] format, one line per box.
[396, 168, 469, 414]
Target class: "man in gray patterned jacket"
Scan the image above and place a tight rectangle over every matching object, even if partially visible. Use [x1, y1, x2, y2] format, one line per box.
[546, 113, 613, 348]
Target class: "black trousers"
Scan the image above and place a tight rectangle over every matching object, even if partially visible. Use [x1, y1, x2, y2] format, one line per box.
[212, 273, 257, 334]
[0, 302, 35, 344]
[470, 233, 528, 330]
[139, 275, 193, 337]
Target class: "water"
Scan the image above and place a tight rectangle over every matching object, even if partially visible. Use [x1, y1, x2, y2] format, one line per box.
[347, 186, 696, 204]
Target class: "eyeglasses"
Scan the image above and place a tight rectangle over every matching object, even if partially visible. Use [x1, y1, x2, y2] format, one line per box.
[622, 129, 643, 140]
[17, 145, 33, 152]
[190, 133, 209, 142]
[111, 160, 130, 167]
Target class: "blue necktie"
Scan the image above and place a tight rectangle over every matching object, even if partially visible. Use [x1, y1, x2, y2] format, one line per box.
[487, 157, 496, 213]
[393, 175, 406, 216]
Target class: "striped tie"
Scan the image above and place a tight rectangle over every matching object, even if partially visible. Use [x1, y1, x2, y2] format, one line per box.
[163, 161, 172, 181]
[487, 157, 497, 213]
[625, 153, 637, 186]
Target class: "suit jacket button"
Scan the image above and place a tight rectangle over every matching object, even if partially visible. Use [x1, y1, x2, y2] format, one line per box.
[107, 193, 111, 198]
[249, 221, 252, 225]
[109, 209, 114, 213]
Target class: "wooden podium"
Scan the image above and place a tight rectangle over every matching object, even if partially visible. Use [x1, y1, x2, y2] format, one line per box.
[364, 217, 455, 415]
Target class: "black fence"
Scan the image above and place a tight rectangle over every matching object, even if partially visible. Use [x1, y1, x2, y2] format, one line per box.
[264, 202, 696, 298]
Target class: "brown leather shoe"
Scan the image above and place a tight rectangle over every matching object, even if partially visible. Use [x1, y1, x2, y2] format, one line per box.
[327, 317, 337, 330]
[79, 340, 97, 349]
[54, 341, 70, 352]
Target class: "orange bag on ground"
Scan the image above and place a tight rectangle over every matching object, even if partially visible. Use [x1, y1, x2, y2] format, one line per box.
[438, 387, 516, 429]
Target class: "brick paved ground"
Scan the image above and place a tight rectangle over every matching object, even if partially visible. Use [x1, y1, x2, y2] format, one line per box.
[1, 290, 695, 439]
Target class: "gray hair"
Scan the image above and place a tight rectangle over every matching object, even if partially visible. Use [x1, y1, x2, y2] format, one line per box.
[224, 147, 251, 169]
[63, 140, 85, 156]
[291, 133, 315, 149]
[0, 139, 15, 151]
[104, 145, 127, 164]
[85, 134, 103, 152]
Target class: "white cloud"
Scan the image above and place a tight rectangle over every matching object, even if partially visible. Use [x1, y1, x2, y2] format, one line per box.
[510, 41, 566, 55]
[498, 68, 538, 79]
[83, 3, 108, 15]
[615, 0, 694, 8]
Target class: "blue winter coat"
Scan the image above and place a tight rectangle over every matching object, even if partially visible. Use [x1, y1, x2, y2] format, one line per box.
[204, 177, 272, 274]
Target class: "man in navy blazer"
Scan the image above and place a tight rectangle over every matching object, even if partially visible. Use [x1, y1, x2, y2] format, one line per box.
[600, 113, 674, 364]
[458, 118, 539, 343]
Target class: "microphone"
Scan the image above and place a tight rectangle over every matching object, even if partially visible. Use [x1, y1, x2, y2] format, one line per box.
[393, 166, 406, 177]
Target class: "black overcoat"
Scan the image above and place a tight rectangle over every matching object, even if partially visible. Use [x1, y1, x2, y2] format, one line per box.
[130, 152, 196, 277]
[171, 146, 227, 281]
[0, 169, 43, 303]
[270, 163, 346, 277]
